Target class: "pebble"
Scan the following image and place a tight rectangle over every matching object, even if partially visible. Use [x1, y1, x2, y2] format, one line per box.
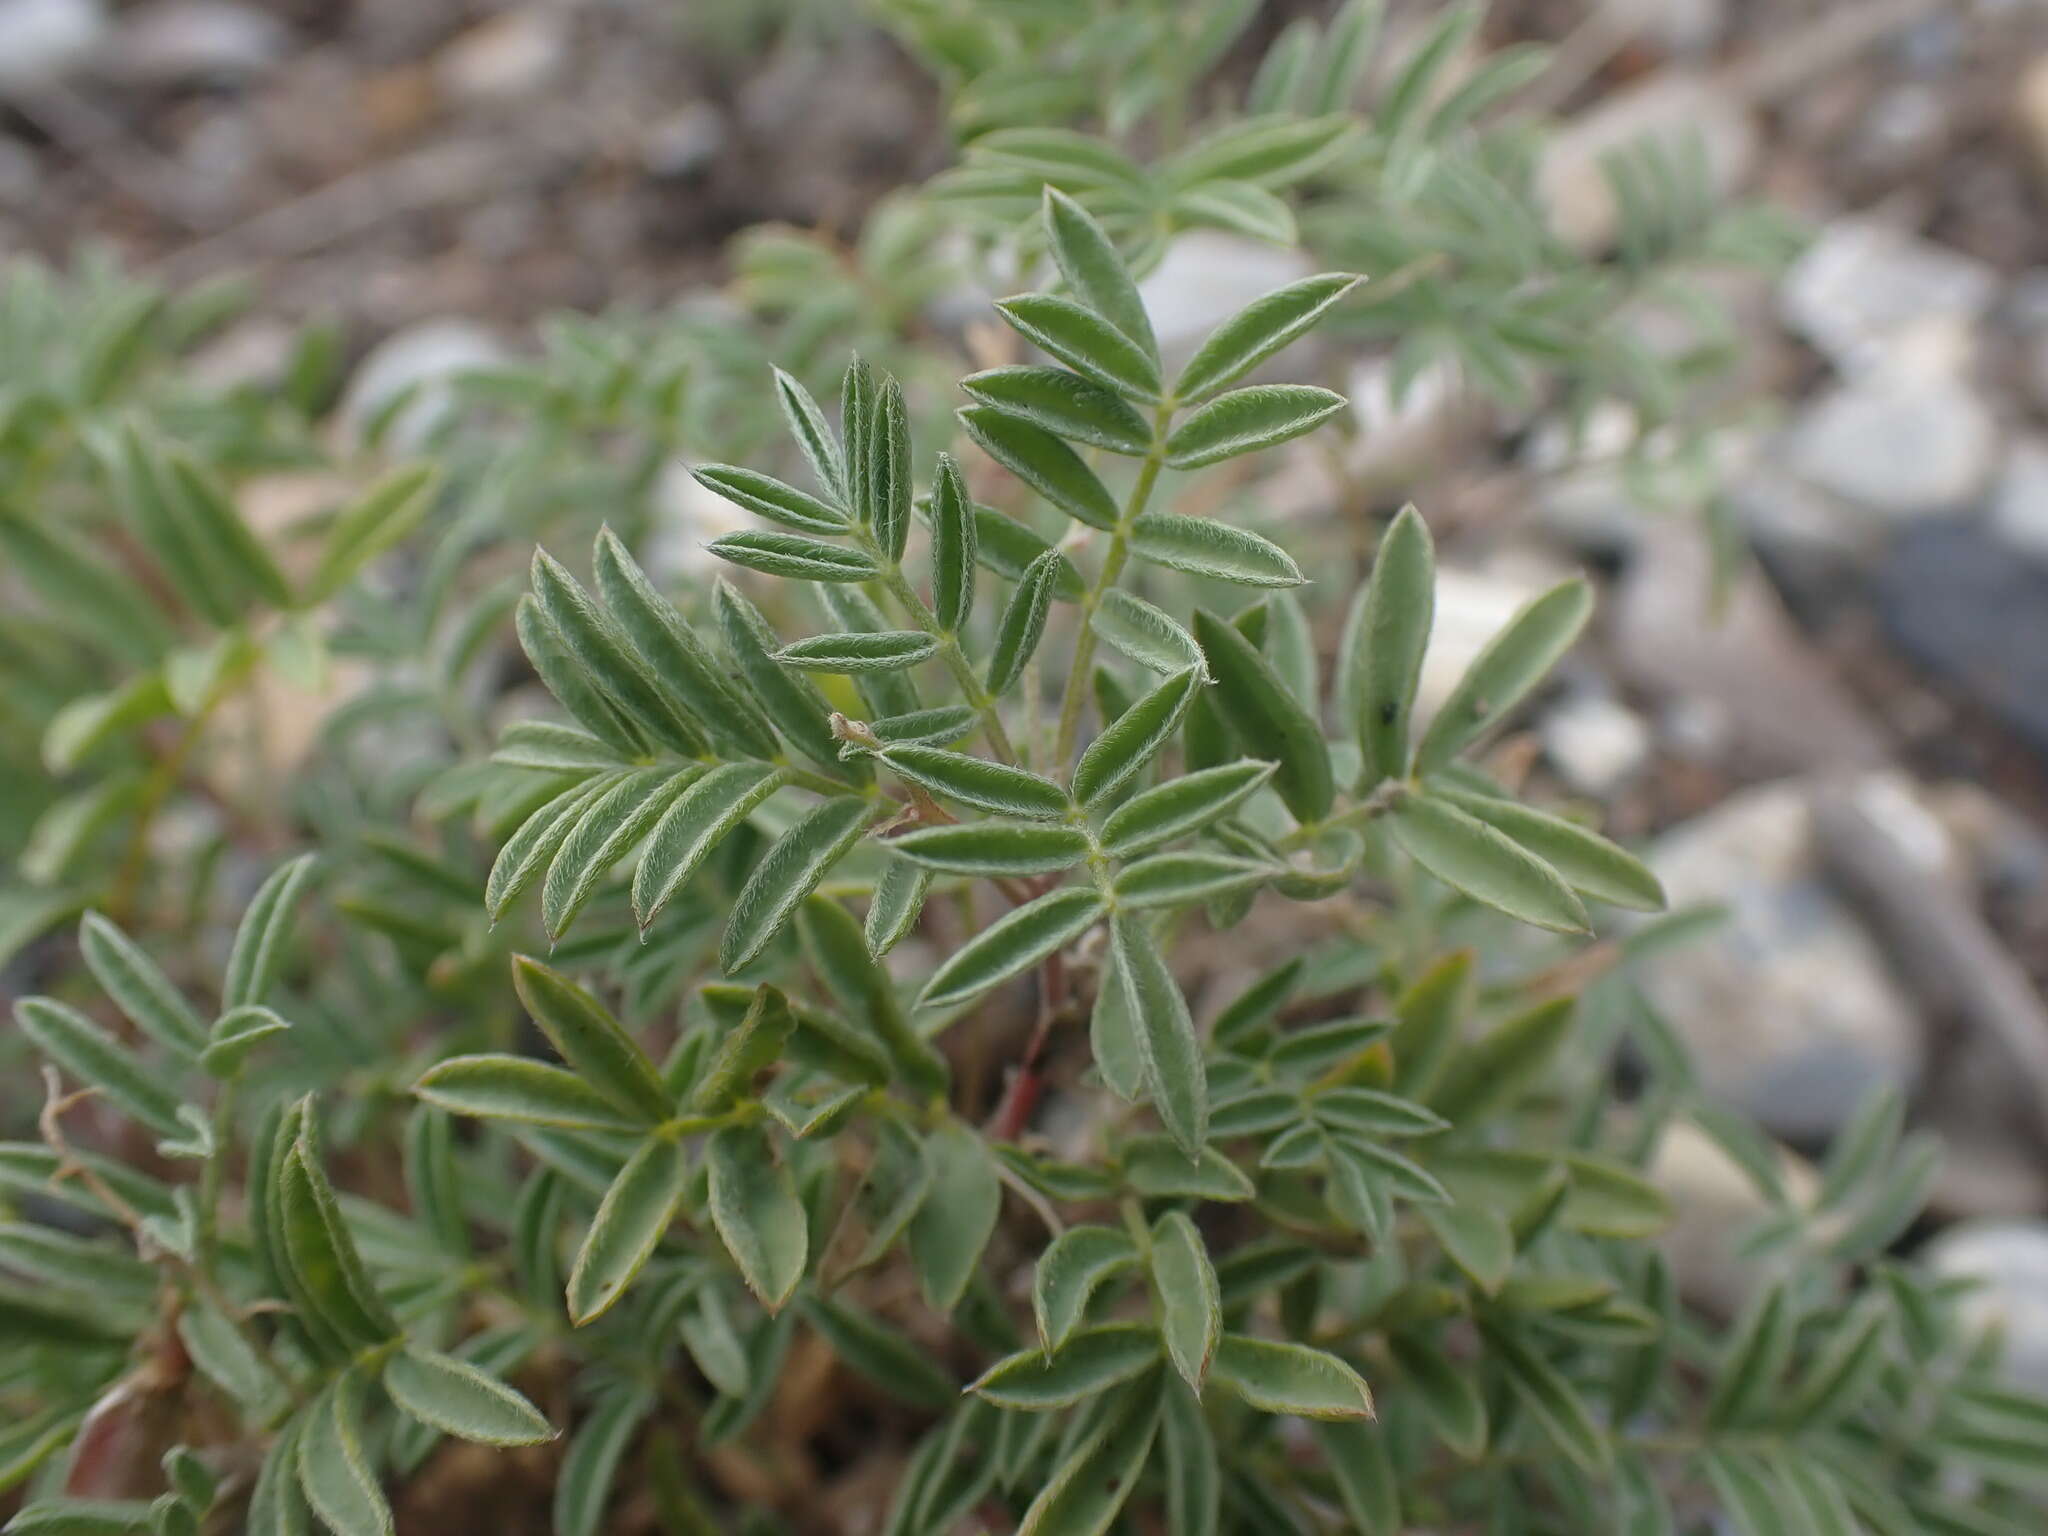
[1135, 231, 1315, 367]
[1597, 0, 1724, 56]
[645, 460, 753, 582]
[1346, 354, 1488, 483]
[0, 0, 105, 94]
[1637, 779, 1924, 1141]
[1779, 219, 1997, 377]
[1648, 1119, 1817, 1316]
[1923, 1221, 2048, 1395]
[339, 320, 507, 452]
[2016, 53, 2048, 181]
[437, 7, 568, 106]
[1785, 370, 1998, 518]
[1990, 436, 2048, 563]
[1413, 558, 1570, 726]
[1537, 73, 1756, 251]
[1877, 523, 2048, 758]
[1541, 692, 1652, 798]
[112, 1, 284, 86]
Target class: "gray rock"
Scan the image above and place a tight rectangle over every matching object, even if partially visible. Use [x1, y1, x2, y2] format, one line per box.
[1780, 220, 1996, 377]
[1877, 523, 2048, 759]
[1135, 232, 1315, 367]
[1923, 1221, 2048, 1395]
[339, 320, 507, 452]
[641, 102, 726, 179]
[1990, 436, 2048, 564]
[1785, 370, 1998, 518]
[1541, 692, 1652, 798]
[1537, 73, 1756, 251]
[113, 2, 285, 86]
[0, 0, 105, 94]
[1638, 780, 1923, 1141]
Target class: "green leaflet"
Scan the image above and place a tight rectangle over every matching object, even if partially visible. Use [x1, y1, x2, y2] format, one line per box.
[531, 550, 704, 756]
[1072, 668, 1199, 806]
[1432, 786, 1665, 911]
[1174, 273, 1362, 404]
[1042, 188, 1156, 358]
[1163, 385, 1347, 469]
[706, 1124, 809, 1312]
[15, 999, 183, 1138]
[889, 822, 1092, 877]
[872, 704, 976, 747]
[492, 721, 623, 773]
[1110, 911, 1206, 1153]
[416, 1055, 641, 1131]
[633, 763, 787, 930]
[1192, 609, 1332, 822]
[1310, 1086, 1448, 1139]
[297, 1374, 394, 1536]
[689, 463, 848, 534]
[714, 580, 858, 777]
[542, 768, 693, 940]
[995, 293, 1161, 401]
[691, 985, 795, 1112]
[1707, 1277, 1799, 1430]
[865, 856, 931, 957]
[1114, 851, 1272, 910]
[774, 630, 938, 673]
[1210, 1335, 1374, 1420]
[800, 1295, 955, 1409]
[1015, 1381, 1162, 1536]
[1092, 590, 1207, 678]
[984, 550, 1062, 695]
[552, 1389, 654, 1536]
[309, 463, 438, 601]
[720, 796, 876, 973]
[1428, 997, 1576, 1123]
[200, 1004, 291, 1078]
[880, 744, 1070, 820]
[1090, 950, 1147, 1101]
[972, 1324, 1161, 1409]
[223, 852, 318, 1012]
[511, 956, 672, 1124]
[707, 530, 880, 582]
[566, 1133, 690, 1324]
[1480, 1322, 1612, 1472]
[961, 366, 1153, 455]
[277, 1130, 400, 1348]
[820, 585, 923, 717]
[958, 407, 1120, 531]
[1312, 1419, 1401, 1533]
[1033, 1226, 1141, 1352]
[1131, 514, 1304, 588]
[967, 504, 1085, 595]
[593, 528, 780, 759]
[907, 1120, 1000, 1312]
[679, 1285, 752, 1398]
[869, 373, 914, 560]
[798, 896, 948, 1096]
[516, 593, 648, 755]
[165, 453, 294, 608]
[1348, 503, 1435, 788]
[1164, 112, 1354, 186]
[1388, 1332, 1490, 1458]
[1151, 1213, 1221, 1393]
[488, 774, 620, 921]
[44, 672, 171, 774]
[772, 366, 847, 506]
[383, 1346, 554, 1446]
[1414, 575, 1592, 774]
[1122, 1136, 1255, 1201]
[1100, 760, 1274, 858]
[1389, 794, 1589, 934]
[1388, 948, 1472, 1099]
[929, 451, 977, 634]
[842, 355, 873, 525]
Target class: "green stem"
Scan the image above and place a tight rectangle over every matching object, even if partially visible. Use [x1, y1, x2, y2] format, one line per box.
[1053, 413, 1172, 767]
[869, 547, 1020, 766]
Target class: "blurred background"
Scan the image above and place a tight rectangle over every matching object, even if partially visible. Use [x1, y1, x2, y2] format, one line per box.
[6, 0, 2048, 1436]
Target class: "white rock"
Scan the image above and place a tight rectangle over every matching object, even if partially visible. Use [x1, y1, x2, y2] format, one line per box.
[0, 0, 105, 94]
[1135, 231, 1314, 366]
[113, 2, 284, 85]
[1991, 436, 2048, 563]
[339, 320, 506, 453]
[1413, 559, 1566, 726]
[1346, 354, 1488, 483]
[1541, 693, 1651, 797]
[1639, 780, 1923, 1140]
[1649, 1119, 1818, 1315]
[437, 7, 568, 106]
[645, 460, 753, 583]
[1924, 1221, 2048, 1395]
[1785, 370, 1998, 518]
[1537, 73, 1756, 251]
[1780, 219, 1997, 377]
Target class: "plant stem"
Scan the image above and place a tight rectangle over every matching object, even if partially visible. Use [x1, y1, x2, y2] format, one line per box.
[1053, 410, 1171, 767]
[870, 551, 1020, 765]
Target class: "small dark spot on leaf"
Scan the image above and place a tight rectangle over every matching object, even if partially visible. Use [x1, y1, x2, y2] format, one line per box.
[1378, 699, 1397, 726]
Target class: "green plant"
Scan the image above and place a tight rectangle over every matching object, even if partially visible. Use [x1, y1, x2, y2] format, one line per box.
[2, 182, 2043, 1536]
